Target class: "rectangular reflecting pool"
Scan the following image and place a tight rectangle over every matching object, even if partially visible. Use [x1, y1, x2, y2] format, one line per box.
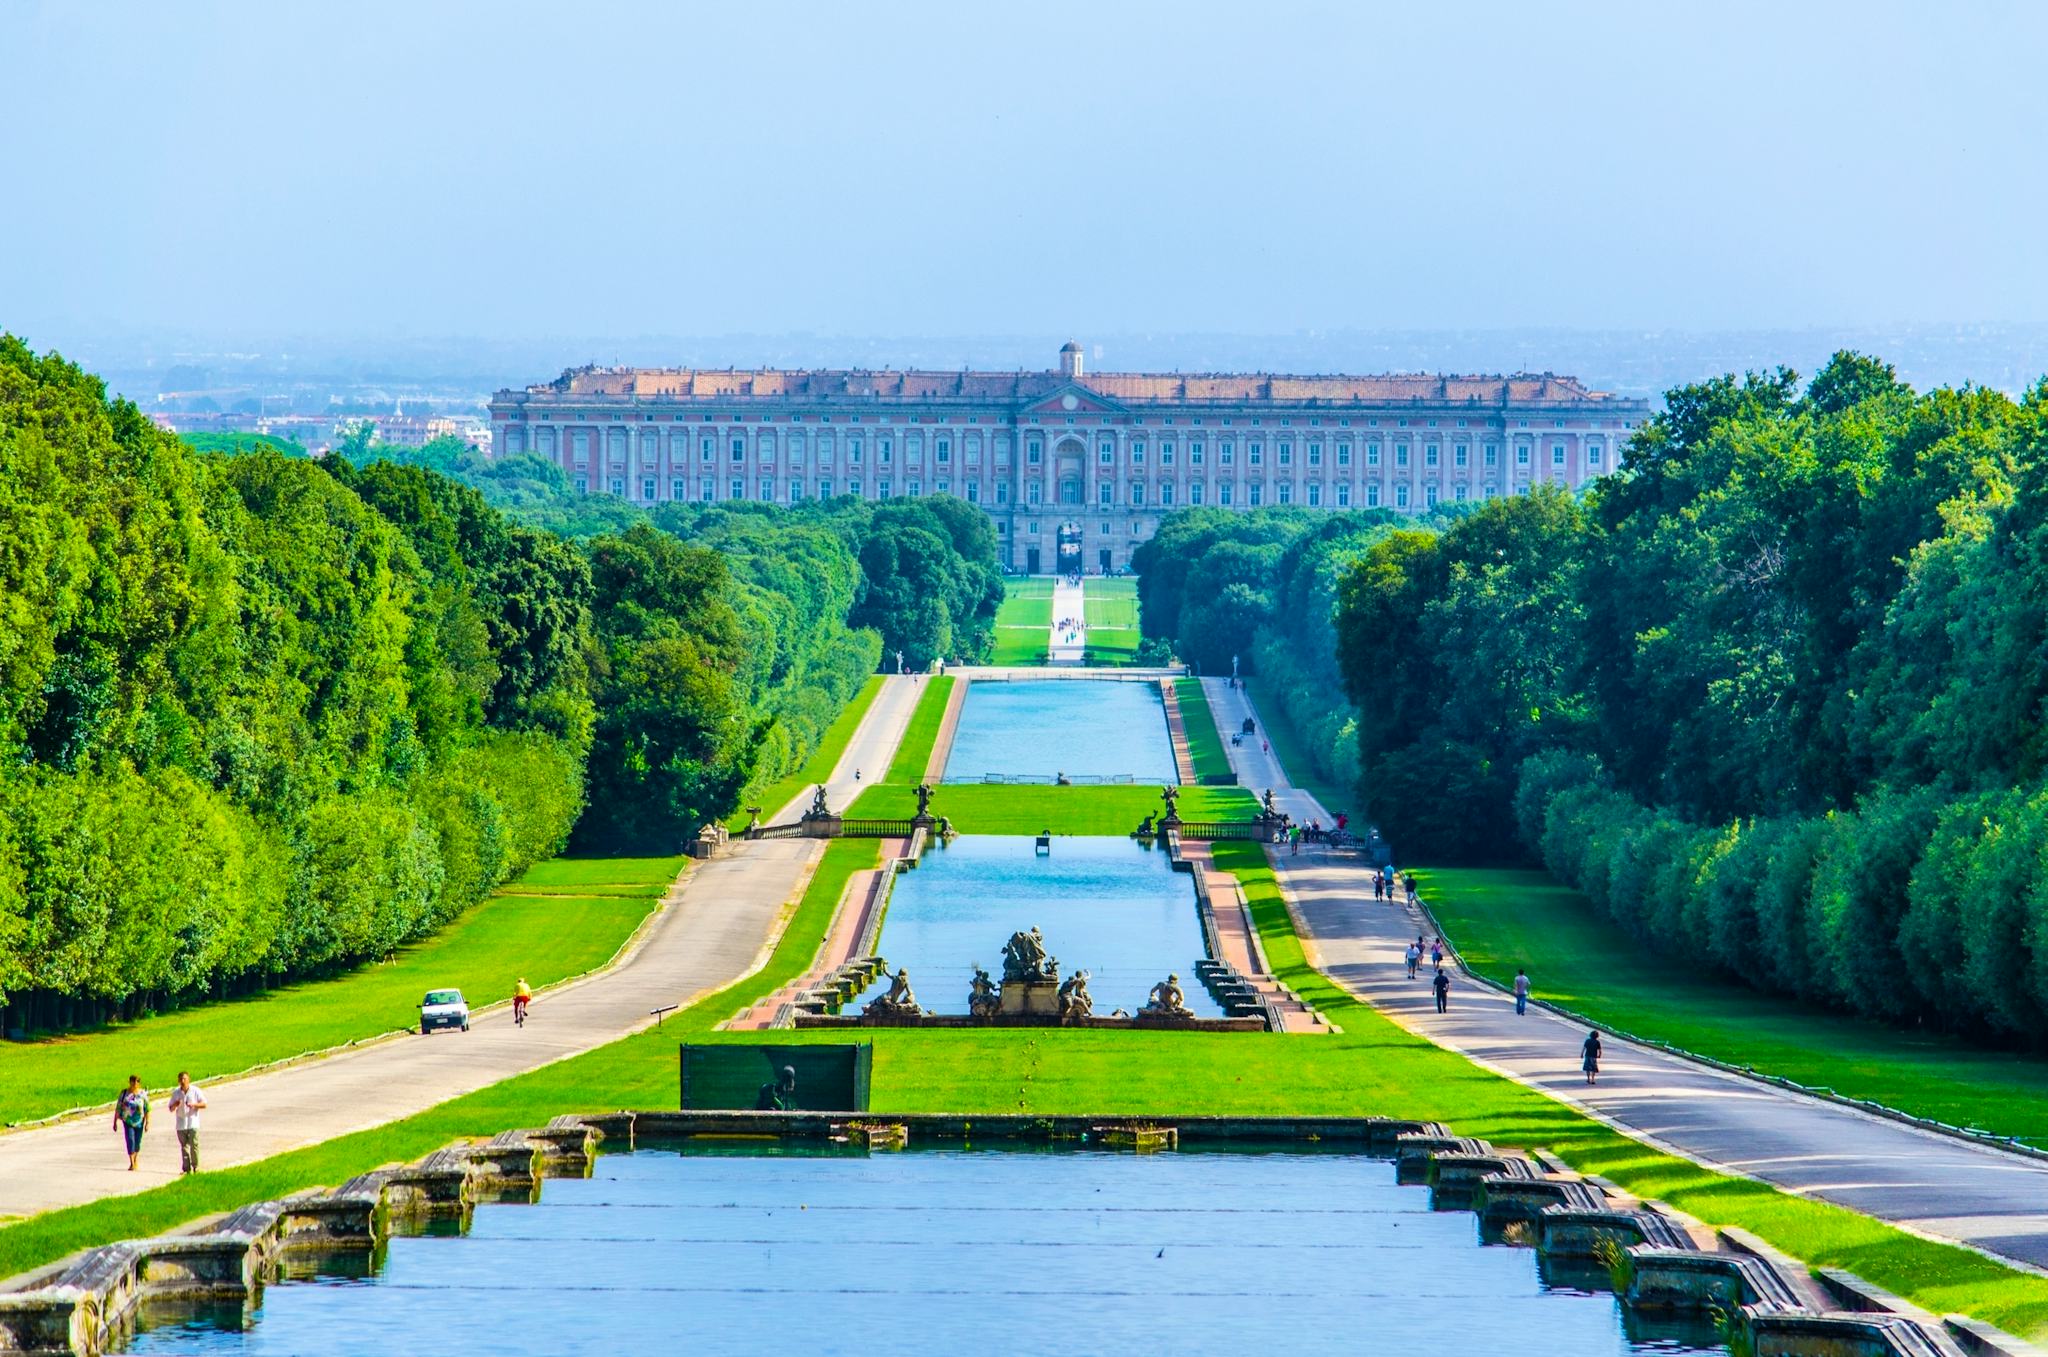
[122, 1146, 1727, 1357]
[943, 679, 1177, 784]
[874, 835, 1220, 1015]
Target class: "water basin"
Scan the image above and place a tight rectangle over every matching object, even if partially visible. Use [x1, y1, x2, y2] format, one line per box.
[874, 835, 1219, 1015]
[121, 1146, 1727, 1357]
[943, 679, 1177, 784]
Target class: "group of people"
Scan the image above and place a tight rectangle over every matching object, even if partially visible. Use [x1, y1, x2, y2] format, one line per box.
[1055, 615, 1083, 643]
[111, 1071, 207, 1174]
[1400, 941, 1603, 1083]
[1373, 867, 1417, 903]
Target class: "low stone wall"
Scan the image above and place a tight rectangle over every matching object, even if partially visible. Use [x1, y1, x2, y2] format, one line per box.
[1, 1111, 2024, 1357]
[791, 1010, 1269, 1031]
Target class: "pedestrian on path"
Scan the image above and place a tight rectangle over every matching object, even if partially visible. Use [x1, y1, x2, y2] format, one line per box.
[1430, 938, 1443, 969]
[1513, 968, 1531, 1016]
[514, 977, 533, 1027]
[1432, 967, 1451, 1013]
[168, 1071, 206, 1174]
[1373, 874, 1384, 901]
[1582, 1030, 1603, 1085]
[113, 1075, 149, 1171]
[1405, 942, 1420, 978]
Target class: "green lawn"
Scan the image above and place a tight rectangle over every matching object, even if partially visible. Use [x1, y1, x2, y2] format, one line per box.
[883, 675, 954, 784]
[1083, 578, 1141, 664]
[991, 579, 1052, 665]
[12, 835, 2048, 1339]
[853, 783, 1257, 835]
[1174, 679, 1233, 783]
[0, 857, 684, 1128]
[725, 676, 883, 831]
[1418, 865, 2048, 1149]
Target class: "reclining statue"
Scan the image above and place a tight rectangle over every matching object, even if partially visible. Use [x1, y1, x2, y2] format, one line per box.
[865, 967, 922, 1018]
[1142, 973, 1191, 1018]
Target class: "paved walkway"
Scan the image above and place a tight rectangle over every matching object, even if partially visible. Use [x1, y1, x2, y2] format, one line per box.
[0, 678, 924, 1223]
[1049, 575, 1085, 663]
[1201, 678, 2048, 1273]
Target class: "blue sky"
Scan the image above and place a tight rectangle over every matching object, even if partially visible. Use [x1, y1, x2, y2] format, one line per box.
[3, 0, 2043, 340]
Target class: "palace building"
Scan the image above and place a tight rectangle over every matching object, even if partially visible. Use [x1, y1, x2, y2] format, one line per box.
[488, 344, 1654, 573]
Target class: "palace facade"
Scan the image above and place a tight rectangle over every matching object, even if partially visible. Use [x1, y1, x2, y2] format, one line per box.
[487, 344, 1654, 573]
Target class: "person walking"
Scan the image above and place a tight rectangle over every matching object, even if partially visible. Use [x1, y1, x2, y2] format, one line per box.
[1404, 942, 1420, 979]
[1429, 938, 1443, 969]
[1582, 1030, 1604, 1085]
[1432, 966, 1451, 1014]
[514, 977, 533, 1027]
[113, 1075, 150, 1171]
[1513, 967, 1531, 1016]
[167, 1071, 207, 1174]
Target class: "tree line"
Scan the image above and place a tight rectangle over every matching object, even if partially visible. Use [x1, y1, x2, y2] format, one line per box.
[1331, 353, 2048, 1042]
[0, 340, 1003, 1032]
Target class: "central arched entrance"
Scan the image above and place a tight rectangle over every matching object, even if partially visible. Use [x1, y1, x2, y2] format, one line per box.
[1056, 521, 1083, 574]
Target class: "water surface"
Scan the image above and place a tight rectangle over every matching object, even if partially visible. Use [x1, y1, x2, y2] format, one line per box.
[943, 679, 1176, 783]
[873, 835, 1220, 1015]
[124, 1147, 1725, 1357]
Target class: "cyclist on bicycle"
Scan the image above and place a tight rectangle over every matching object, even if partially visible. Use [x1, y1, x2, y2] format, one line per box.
[513, 977, 532, 1026]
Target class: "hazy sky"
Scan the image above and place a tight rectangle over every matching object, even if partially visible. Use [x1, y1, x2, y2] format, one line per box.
[4, 0, 2045, 343]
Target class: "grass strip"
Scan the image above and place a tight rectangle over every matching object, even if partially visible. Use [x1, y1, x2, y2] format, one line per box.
[882, 675, 954, 784]
[991, 580, 1053, 664]
[1416, 864, 2048, 1149]
[1173, 679, 1233, 783]
[1, 857, 682, 1127]
[0, 838, 880, 1281]
[1243, 678, 1354, 815]
[725, 676, 883, 831]
[849, 783, 1256, 835]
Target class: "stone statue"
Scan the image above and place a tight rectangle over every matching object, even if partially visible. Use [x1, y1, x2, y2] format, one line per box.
[755, 1064, 798, 1110]
[1262, 788, 1278, 817]
[1001, 926, 1056, 983]
[1161, 786, 1180, 817]
[914, 782, 934, 817]
[1134, 812, 1156, 838]
[809, 784, 831, 818]
[967, 966, 1000, 1019]
[1057, 969, 1093, 1020]
[1142, 973, 1191, 1017]
[865, 967, 922, 1018]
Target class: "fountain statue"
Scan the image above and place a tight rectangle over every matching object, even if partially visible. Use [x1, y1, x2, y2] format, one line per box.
[1142, 973, 1191, 1018]
[914, 782, 934, 817]
[1001, 926, 1057, 983]
[864, 967, 922, 1018]
[967, 966, 1000, 1019]
[809, 785, 831, 818]
[1057, 969, 1094, 1021]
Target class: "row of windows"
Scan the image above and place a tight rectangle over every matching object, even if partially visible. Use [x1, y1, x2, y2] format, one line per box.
[588, 475, 1537, 510]
[513, 410, 1637, 432]
[568, 440, 1601, 475]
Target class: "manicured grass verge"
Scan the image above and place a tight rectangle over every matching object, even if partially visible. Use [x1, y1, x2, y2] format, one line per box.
[0, 857, 684, 1128]
[849, 783, 1257, 835]
[6, 834, 2048, 1339]
[724, 676, 884, 831]
[0, 838, 877, 1280]
[1082, 580, 1141, 664]
[991, 579, 1052, 665]
[1173, 679, 1232, 783]
[1417, 864, 2048, 1149]
[1244, 678, 1354, 815]
[882, 675, 954, 784]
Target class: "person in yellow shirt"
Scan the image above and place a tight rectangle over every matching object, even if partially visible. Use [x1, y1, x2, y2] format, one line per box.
[514, 978, 532, 1027]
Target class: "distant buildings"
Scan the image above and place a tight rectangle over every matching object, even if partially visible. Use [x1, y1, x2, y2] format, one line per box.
[490, 344, 1654, 572]
[147, 409, 488, 456]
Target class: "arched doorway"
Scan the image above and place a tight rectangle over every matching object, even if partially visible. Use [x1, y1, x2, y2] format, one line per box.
[1056, 522, 1083, 574]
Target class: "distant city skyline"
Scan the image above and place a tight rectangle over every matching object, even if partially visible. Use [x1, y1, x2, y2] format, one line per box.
[4, 1, 2046, 343]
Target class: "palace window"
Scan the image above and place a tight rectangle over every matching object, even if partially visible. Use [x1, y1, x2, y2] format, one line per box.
[1425, 485, 1439, 507]
[573, 475, 588, 494]
[1278, 483, 1293, 504]
[1160, 484, 1174, 506]
[881, 479, 894, 498]
[1366, 443, 1381, 465]
[701, 437, 714, 460]
[909, 479, 923, 496]
[671, 479, 684, 500]
[1190, 442, 1204, 464]
[700, 478, 714, 501]
[1454, 484, 1468, 502]
[1588, 441, 1604, 467]
[1220, 443, 1235, 465]
[1306, 483, 1321, 506]
[641, 478, 655, 500]
[881, 440, 894, 463]
[1130, 483, 1144, 505]
[936, 480, 950, 495]
[1219, 483, 1234, 506]
[1027, 440, 1041, 464]
[1100, 442, 1113, 463]
[1395, 484, 1410, 508]
[966, 482, 979, 503]
[1484, 443, 1498, 466]
[1027, 482, 1040, 504]
[1365, 483, 1380, 507]
[1307, 443, 1321, 466]
[1099, 482, 1113, 505]
[1336, 444, 1351, 466]
[1484, 484, 1498, 499]
[1516, 444, 1531, 465]
[1552, 444, 1566, 466]
[1425, 444, 1439, 467]
[730, 478, 744, 499]
[1454, 444, 1468, 467]
[1160, 441, 1174, 464]
[1395, 445, 1410, 467]
[1336, 484, 1351, 507]
[996, 483, 1009, 504]
[760, 478, 774, 499]
[936, 439, 951, 462]
[1131, 442, 1145, 463]
[1190, 482, 1204, 505]
[1278, 443, 1293, 466]
[789, 479, 804, 502]
[730, 439, 744, 461]
[1249, 444, 1263, 466]
[1249, 484, 1263, 506]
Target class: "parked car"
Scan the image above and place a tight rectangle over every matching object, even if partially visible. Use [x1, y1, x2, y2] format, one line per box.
[419, 988, 470, 1034]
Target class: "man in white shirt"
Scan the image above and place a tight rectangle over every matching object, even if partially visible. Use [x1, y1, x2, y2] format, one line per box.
[168, 1071, 207, 1174]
